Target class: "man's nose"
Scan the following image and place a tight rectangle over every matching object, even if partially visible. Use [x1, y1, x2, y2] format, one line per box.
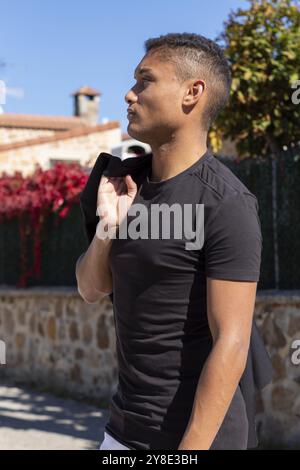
[125, 88, 137, 105]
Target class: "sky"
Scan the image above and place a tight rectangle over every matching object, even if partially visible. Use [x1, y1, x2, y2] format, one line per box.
[0, 0, 249, 133]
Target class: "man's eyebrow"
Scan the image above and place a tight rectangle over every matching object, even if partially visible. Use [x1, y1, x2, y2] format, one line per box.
[134, 67, 154, 78]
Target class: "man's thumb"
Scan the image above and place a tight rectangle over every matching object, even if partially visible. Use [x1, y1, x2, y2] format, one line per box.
[125, 174, 137, 197]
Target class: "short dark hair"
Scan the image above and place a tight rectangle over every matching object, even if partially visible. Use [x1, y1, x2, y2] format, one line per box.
[144, 32, 232, 131]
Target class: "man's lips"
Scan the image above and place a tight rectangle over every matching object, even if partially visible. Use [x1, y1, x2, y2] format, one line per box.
[127, 110, 137, 119]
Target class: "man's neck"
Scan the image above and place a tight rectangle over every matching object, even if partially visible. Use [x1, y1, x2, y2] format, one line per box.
[149, 131, 208, 183]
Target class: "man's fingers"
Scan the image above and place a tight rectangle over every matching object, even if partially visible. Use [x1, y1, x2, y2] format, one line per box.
[124, 175, 137, 196]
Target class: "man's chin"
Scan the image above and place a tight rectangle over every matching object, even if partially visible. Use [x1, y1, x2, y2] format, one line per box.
[127, 124, 149, 144]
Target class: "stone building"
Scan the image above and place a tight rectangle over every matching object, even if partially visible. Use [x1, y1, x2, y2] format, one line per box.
[0, 86, 137, 176]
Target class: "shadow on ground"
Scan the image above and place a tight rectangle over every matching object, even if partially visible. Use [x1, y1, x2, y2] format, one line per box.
[0, 382, 110, 450]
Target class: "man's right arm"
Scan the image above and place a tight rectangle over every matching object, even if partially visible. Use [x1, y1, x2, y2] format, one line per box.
[76, 234, 113, 304]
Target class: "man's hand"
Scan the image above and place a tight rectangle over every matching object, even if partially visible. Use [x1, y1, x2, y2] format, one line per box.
[96, 174, 137, 239]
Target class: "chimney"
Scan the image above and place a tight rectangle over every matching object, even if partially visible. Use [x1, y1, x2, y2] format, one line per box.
[72, 86, 101, 126]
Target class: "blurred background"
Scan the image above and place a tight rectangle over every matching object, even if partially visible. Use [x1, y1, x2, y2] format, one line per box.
[0, 0, 299, 450]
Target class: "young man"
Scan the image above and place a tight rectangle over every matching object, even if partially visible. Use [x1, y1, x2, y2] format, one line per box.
[76, 33, 273, 450]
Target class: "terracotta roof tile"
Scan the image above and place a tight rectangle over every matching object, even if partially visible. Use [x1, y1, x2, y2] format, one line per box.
[0, 113, 88, 130]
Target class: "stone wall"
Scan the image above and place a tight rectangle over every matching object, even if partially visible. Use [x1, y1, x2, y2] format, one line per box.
[254, 291, 300, 448]
[0, 287, 117, 405]
[0, 127, 57, 145]
[0, 287, 299, 447]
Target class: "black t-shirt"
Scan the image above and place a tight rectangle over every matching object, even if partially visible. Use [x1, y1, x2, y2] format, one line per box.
[103, 149, 263, 450]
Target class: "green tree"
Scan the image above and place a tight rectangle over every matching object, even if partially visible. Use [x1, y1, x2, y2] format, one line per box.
[209, 0, 300, 290]
[209, 0, 300, 158]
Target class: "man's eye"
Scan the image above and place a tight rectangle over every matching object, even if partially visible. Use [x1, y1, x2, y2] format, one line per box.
[135, 77, 150, 83]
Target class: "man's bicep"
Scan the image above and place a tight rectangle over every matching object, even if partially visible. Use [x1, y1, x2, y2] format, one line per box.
[206, 277, 258, 346]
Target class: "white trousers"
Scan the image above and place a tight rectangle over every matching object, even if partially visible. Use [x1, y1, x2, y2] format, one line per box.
[99, 431, 131, 450]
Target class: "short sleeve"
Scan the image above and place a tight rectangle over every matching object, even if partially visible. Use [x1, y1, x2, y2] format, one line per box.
[204, 192, 262, 282]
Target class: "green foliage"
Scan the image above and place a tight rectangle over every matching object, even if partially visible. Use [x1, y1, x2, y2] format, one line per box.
[209, 0, 300, 157]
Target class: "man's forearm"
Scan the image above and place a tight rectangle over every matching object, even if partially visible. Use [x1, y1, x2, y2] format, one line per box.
[178, 338, 249, 450]
[76, 234, 113, 303]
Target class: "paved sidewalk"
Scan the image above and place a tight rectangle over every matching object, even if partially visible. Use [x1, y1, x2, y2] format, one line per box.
[0, 383, 109, 450]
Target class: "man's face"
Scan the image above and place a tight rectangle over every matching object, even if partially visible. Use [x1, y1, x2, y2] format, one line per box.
[125, 53, 186, 144]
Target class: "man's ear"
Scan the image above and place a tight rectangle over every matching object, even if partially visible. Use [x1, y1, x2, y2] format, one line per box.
[183, 80, 205, 106]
